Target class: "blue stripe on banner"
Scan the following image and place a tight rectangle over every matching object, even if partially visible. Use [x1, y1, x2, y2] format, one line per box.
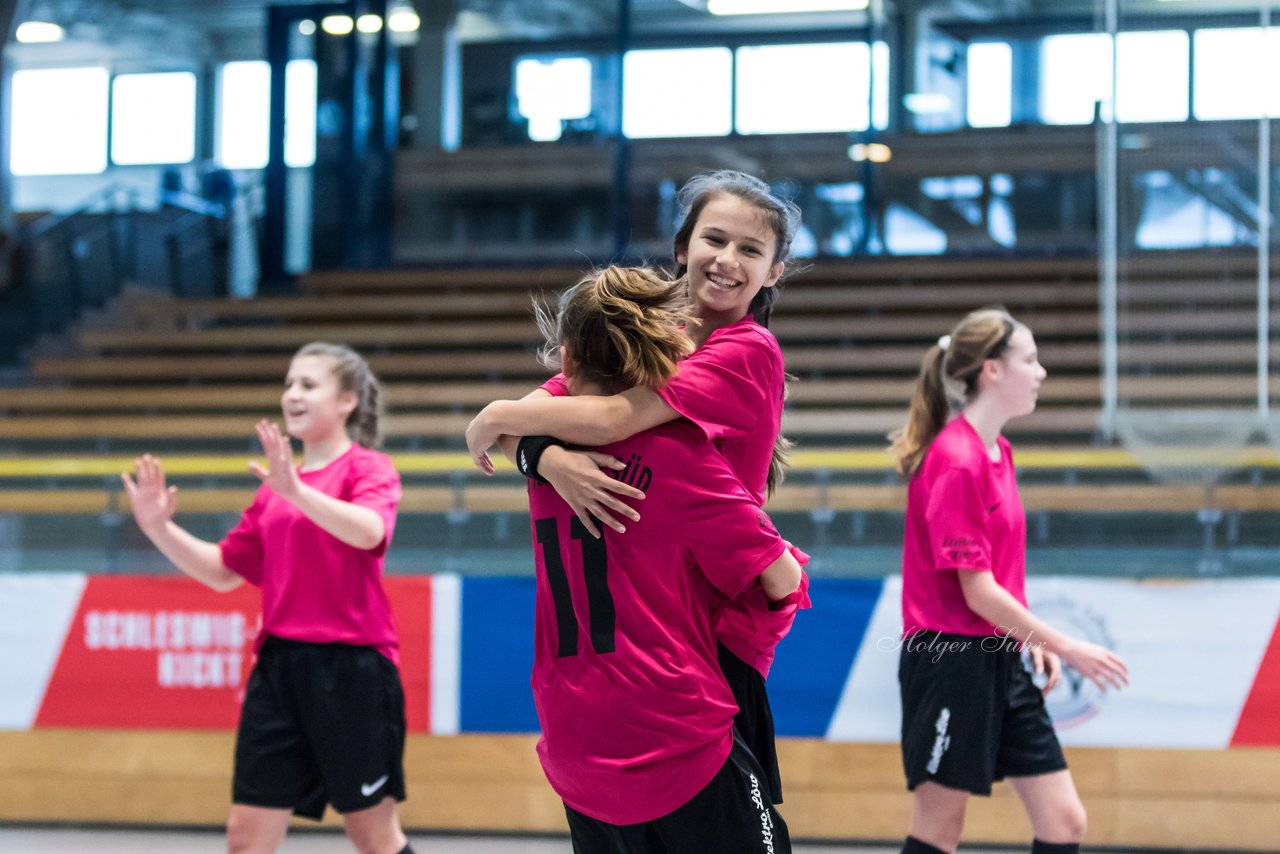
[458, 577, 540, 733]
[769, 578, 884, 738]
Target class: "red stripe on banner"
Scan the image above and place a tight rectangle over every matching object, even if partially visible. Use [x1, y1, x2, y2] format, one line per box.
[386, 576, 432, 732]
[1231, 617, 1280, 746]
[33, 575, 434, 731]
[35, 576, 263, 729]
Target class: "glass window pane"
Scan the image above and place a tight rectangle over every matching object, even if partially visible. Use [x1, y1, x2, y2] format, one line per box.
[1193, 27, 1280, 120]
[217, 60, 318, 170]
[736, 42, 869, 135]
[885, 202, 947, 255]
[10, 67, 109, 176]
[967, 42, 1012, 128]
[515, 56, 593, 143]
[285, 60, 317, 168]
[217, 61, 270, 169]
[623, 48, 731, 139]
[871, 40, 890, 131]
[111, 72, 197, 166]
[1116, 31, 1188, 123]
[1040, 33, 1111, 125]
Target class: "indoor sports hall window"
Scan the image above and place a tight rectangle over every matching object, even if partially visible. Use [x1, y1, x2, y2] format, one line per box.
[622, 47, 732, 138]
[514, 56, 593, 142]
[216, 60, 317, 170]
[110, 72, 197, 166]
[1114, 31, 1188, 123]
[1192, 27, 1280, 121]
[1040, 33, 1111, 124]
[1041, 31, 1189, 125]
[966, 41, 1011, 128]
[735, 41, 883, 135]
[9, 67, 109, 176]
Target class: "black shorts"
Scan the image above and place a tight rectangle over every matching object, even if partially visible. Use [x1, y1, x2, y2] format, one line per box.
[899, 631, 1067, 797]
[564, 735, 790, 854]
[232, 635, 407, 820]
[718, 642, 783, 804]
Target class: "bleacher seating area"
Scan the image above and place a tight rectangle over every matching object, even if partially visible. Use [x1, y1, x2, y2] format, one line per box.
[2, 251, 1279, 526]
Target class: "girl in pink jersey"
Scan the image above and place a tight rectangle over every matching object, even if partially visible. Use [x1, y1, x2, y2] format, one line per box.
[889, 309, 1128, 854]
[465, 171, 807, 803]
[122, 343, 415, 854]
[526, 265, 804, 853]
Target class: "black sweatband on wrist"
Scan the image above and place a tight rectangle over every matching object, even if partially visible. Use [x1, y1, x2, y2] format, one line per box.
[516, 435, 567, 484]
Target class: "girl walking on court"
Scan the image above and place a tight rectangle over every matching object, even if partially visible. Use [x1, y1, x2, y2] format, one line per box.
[889, 309, 1128, 854]
[523, 265, 805, 853]
[467, 171, 808, 804]
[123, 342, 415, 854]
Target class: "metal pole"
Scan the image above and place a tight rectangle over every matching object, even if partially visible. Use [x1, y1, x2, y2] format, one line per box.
[611, 0, 633, 263]
[1259, 0, 1273, 420]
[1098, 0, 1120, 441]
[262, 5, 291, 289]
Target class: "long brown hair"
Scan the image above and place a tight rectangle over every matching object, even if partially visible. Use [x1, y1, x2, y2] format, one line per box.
[889, 308, 1022, 478]
[671, 170, 801, 494]
[536, 266, 695, 394]
[293, 342, 385, 450]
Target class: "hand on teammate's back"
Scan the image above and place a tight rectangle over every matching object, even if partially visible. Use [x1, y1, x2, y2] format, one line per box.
[539, 446, 645, 538]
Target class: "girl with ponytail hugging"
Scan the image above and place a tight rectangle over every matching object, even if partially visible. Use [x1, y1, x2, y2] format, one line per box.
[889, 309, 1128, 854]
[123, 342, 415, 854]
[523, 266, 804, 853]
[466, 171, 808, 805]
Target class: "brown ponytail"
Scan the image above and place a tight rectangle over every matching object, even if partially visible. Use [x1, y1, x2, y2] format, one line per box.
[766, 372, 797, 497]
[889, 308, 1021, 477]
[535, 266, 695, 393]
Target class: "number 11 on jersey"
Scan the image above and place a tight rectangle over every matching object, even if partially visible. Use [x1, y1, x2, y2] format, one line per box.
[534, 517, 617, 657]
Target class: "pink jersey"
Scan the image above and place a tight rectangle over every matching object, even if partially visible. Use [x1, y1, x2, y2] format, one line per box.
[219, 444, 403, 663]
[528, 420, 788, 825]
[540, 315, 803, 676]
[901, 416, 1027, 637]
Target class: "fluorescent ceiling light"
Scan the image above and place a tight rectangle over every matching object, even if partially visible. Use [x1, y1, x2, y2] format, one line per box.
[388, 9, 421, 32]
[848, 142, 891, 163]
[708, 0, 867, 14]
[356, 14, 383, 33]
[16, 21, 65, 43]
[903, 92, 952, 114]
[320, 15, 354, 35]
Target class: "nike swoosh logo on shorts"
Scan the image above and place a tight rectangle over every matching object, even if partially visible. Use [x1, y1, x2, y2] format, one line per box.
[361, 775, 389, 797]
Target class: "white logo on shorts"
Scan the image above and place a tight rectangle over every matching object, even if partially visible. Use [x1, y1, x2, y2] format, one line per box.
[926, 707, 951, 775]
[360, 774, 389, 797]
[746, 773, 776, 854]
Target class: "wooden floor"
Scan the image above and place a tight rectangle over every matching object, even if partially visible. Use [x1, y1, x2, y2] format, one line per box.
[0, 828, 946, 853]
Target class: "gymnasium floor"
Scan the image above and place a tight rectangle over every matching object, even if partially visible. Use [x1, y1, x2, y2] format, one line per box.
[0, 827, 1014, 853]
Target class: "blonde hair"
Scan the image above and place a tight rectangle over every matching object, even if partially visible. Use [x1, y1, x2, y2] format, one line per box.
[536, 266, 695, 393]
[293, 342, 385, 449]
[888, 308, 1023, 478]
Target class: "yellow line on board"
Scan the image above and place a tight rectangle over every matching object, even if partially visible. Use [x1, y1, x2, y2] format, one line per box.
[1, 447, 1277, 478]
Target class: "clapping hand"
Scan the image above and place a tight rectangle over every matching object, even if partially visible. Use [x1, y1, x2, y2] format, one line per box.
[248, 419, 303, 500]
[121, 454, 177, 534]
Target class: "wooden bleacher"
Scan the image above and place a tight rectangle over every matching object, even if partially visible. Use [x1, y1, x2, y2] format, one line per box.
[1, 252, 1276, 488]
[6, 477, 1280, 517]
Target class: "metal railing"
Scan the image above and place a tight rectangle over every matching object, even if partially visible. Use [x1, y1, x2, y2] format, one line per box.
[11, 184, 229, 336]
